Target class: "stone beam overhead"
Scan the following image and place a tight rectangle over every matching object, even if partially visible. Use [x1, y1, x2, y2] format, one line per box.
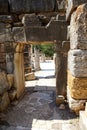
[0, 0, 8, 13]
[25, 20, 67, 42]
[9, 0, 56, 14]
[66, 0, 87, 21]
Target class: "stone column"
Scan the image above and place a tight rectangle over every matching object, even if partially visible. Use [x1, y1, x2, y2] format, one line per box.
[55, 41, 69, 105]
[14, 43, 25, 99]
[67, 4, 87, 114]
[34, 47, 41, 71]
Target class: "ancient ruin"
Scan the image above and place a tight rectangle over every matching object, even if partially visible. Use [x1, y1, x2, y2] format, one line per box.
[0, 0, 87, 130]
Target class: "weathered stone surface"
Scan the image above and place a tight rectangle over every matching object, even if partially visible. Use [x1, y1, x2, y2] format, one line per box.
[0, 15, 13, 23]
[12, 27, 26, 43]
[25, 20, 67, 42]
[67, 87, 86, 115]
[9, 0, 55, 14]
[8, 89, 17, 101]
[62, 41, 70, 52]
[68, 71, 87, 99]
[25, 72, 35, 81]
[66, 0, 87, 21]
[56, 0, 66, 11]
[70, 4, 87, 49]
[79, 111, 87, 130]
[67, 25, 70, 40]
[6, 53, 14, 74]
[0, 23, 13, 42]
[22, 14, 41, 26]
[55, 43, 67, 98]
[0, 71, 9, 95]
[68, 50, 87, 77]
[0, 0, 8, 13]
[0, 92, 10, 111]
[14, 44, 25, 99]
[7, 74, 14, 89]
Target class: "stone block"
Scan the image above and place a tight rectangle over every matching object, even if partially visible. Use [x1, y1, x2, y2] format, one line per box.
[70, 4, 87, 49]
[56, 0, 66, 11]
[68, 50, 87, 77]
[7, 74, 14, 89]
[79, 111, 87, 130]
[8, 89, 17, 101]
[25, 20, 67, 42]
[66, 0, 87, 21]
[9, 0, 55, 14]
[0, 15, 13, 23]
[22, 14, 41, 26]
[25, 72, 35, 81]
[68, 71, 87, 99]
[62, 41, 70, 52]
[67, 87, 86, 115]
[6, 53, 14, 74]
[0, 0, 8, 13]
[0, 92, 10, 111]
[12, 27, 26, 43]
[0, 71, 9, 95]
[0, 23, 13, 42]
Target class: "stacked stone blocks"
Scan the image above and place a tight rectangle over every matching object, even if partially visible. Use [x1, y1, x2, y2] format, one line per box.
[67, 4, 87, 113]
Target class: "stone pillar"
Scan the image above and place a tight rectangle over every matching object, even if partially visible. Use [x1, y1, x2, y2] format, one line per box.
[55, 41, 70, 105]
[14, 43, 25, 99]
[34, 47, 41, 71]
[67, 4, 87, 114]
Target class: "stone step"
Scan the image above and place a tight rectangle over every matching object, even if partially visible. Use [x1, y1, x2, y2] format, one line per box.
[79, 111, 87, 130]
[85, 102, 87, 113]
[25, 72, 36, 81]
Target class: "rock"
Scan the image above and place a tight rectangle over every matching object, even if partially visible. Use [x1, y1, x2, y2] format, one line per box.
[70, 4, 87, 49]
[0, 92, 10, 111]
[7, 74, 14, 89]
[68, 71, 87, 99]
[0, 71, 9, 95]
[6, 54, 14, 74]
[67, 87, 86, 115]
[0, 23, 13, 42]
[25, 72, 35, 81]
[22, 14, 41, 26]
[0, 15, 13, 23]
[8, 89, 17, 101]
[59, 104, 65, 110]
[68, 50, 87, 77]
[9, 0, 55, 14]
[12, 27, 26, 43]
[56, 95, 65, 105]
[66, 0, 87, 21]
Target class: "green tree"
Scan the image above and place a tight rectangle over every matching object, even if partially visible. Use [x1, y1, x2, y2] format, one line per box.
[33, 44, 54, 57]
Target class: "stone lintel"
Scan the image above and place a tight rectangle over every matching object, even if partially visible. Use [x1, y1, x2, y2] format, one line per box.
[9, 0, 55, 14]
[66, 0, 87, 21]
[25, 20, 67, 42]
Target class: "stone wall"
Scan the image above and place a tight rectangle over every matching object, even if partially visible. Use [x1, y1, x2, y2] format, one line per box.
[67, 2, 87, 114]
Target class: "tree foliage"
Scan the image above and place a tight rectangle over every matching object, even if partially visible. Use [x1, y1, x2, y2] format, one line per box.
[33, 44, 54, 57]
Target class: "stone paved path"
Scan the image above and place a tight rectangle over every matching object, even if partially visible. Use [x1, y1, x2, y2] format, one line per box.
[0, 60, 79, 130]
